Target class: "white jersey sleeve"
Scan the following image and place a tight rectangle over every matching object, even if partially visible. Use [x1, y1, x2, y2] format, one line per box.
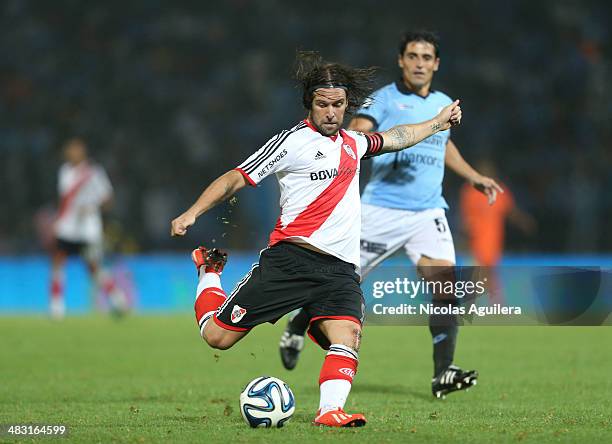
[90, 165, 113, 205]
[234, 122, 306, 186]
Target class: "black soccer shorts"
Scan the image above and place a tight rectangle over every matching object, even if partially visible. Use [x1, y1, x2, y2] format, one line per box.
[55, 237, 87, 255]
[214, 242, 365, 349]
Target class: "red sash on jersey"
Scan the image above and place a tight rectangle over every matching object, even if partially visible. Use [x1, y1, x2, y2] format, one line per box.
[269, 130, 358, 244]
[57, 165, 93, 221]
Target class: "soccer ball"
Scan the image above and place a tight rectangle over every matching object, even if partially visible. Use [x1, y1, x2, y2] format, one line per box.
[239, 376, 295, 428]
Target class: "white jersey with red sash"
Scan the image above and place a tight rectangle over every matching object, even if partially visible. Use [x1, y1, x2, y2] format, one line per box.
[235, 120, 383, 269]
[54, 161, 113, 243]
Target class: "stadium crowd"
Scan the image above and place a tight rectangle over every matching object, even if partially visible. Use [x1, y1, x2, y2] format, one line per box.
[1, 0, 610, 253]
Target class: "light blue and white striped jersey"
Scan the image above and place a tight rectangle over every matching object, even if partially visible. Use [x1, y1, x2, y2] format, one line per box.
[359, 81, 452, 210]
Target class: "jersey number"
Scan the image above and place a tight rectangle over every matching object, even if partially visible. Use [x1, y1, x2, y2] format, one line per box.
[434, 218, 447, 233]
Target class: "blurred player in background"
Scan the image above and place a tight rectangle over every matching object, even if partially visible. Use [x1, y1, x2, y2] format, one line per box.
[280, 31, 502, 399]
[460, 159, 536, 303]
[460, 159, 536, 267]
[171, 52, 462, 426]
[50, 137, 128, 319]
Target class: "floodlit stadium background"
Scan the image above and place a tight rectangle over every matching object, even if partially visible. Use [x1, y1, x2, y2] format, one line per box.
[2, 3, 612, 443]
[1, 0, 611, 311]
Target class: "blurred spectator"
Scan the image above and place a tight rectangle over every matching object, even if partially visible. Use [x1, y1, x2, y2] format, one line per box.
[1, 0, 610, 253]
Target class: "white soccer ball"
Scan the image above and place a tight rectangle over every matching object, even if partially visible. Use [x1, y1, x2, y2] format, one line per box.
[239, 376, 295, 428]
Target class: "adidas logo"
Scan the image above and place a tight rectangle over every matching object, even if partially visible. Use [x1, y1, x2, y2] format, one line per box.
[314, 151, 326, 160]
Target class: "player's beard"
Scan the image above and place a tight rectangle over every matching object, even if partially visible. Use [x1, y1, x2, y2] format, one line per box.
[314, 120, 342, 137]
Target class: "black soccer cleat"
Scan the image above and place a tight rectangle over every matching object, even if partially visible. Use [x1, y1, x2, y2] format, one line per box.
[279, 329, 305, 370]
[432, 365, 478, 399]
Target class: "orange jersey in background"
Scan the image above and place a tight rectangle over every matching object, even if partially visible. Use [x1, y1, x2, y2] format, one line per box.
[459, 183, 514, 266]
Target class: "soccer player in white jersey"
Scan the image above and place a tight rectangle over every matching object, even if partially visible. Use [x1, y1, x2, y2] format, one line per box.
[170, 52, 462, 427]
[50, 138, 128, 319]
[280, 32, 503, 399]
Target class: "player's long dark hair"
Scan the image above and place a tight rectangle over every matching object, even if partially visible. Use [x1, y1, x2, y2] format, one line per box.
[294, 51, 378, 114]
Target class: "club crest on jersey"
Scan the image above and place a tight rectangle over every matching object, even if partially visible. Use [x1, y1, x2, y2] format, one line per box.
[342, 144, 356, 160]
[231, 305, 247, 323]
[339, 367, 356, 378]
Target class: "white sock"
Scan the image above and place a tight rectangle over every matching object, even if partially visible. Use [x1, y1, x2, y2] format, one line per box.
[318, 379, 352, 414]
[196, 270, 221, 297]
[196, 271, 223, 337]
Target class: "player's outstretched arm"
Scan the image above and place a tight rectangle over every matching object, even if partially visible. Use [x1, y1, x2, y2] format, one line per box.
[378, 100, 462, 153]
[170, 170, 248, 237]
[445, 139, 504, 205]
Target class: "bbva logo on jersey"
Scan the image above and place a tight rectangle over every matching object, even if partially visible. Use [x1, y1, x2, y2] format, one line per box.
[342, 144, 356, 160]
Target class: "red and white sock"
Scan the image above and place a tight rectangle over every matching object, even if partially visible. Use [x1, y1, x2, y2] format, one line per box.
[50, 269, 64, 302]
[194, 268, 226, 336]
[318, 344, 359, 414]
[94, 270, 126, 309]
[95, 270, 116, 295]
[50, 269, 65, 318]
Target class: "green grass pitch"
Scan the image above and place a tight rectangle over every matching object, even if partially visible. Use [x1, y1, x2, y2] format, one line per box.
[1, 316, 611, 443]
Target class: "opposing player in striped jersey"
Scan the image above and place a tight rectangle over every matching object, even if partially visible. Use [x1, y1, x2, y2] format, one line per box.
[280, 32, 502, 399]
[50, 138, 128, 319]
[171, 52, 462, 427]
